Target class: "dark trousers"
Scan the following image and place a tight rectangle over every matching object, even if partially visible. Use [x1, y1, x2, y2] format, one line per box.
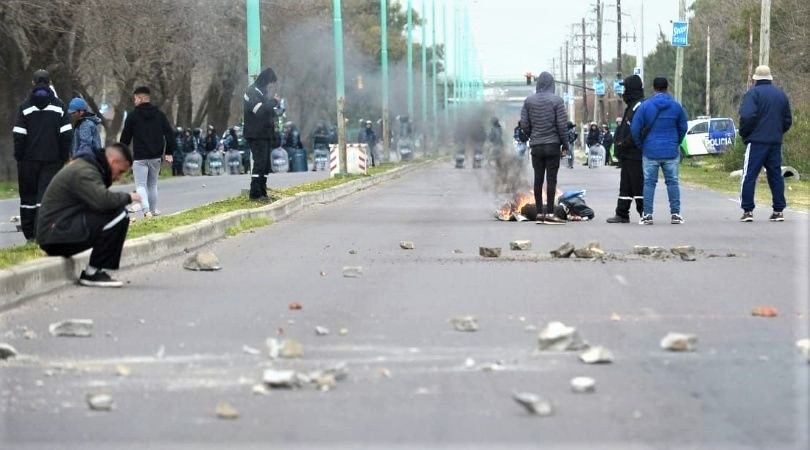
[615, 158, 644, 218]
[531, 144, 561, 215]
[40, 209, 129, 270]
[740, 143, 785, 212]
[17, 160, 63, 240]
[247, 139, 271, 199]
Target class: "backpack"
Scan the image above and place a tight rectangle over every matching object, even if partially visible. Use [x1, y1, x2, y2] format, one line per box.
[554, 190, 595, 221]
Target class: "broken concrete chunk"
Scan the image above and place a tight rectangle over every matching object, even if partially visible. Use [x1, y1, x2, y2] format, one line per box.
[183, 251, 222, 271]
[451, 316, 479, 332]
[115, 365, 131, 377]
[266, 338, 281, 359]
[650, 247, 670, 260]
[537, 321, 587, 351]
[670, 245, 696, 261]
[796, 339, 810, 363]
[215, 402, 239, 420]
[550, 242, 575, 258]
[263, 369, 298, 388]
[86, 393, 114, 411]
[633, 245, 658, 256]
[660, 332, 698, 352]
[751, 306, 778, 317]
[342, 266, 363, 278]
[315, 326, 330, 336]
[23, 330, 37, 340]
[323, 362, 349, 381]
[338, 328, 349, 336]
[242, 345, 261, 356]
[49, 319, 93, 337]
[314, 373, 337, 391]
[279, 339, 303, 358]
[252, 384, 270, 395]
[479, 361, 505, 372]
[399, 241, 415, 250]
[510, 240, 532, 251]
[479, 247, 502, 258]
[0, 343, 18, 360]
[570, 377, 596, 393]
[512, 392, 554, 416]
[288, 302, 302, 310]
[579, 346, 614, 364]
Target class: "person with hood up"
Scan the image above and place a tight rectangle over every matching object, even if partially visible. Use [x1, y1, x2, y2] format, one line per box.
[631, 77, 688, 225]
[120, 86, 175, 218]
[606, 74, 645, 223]
[362, 120, 378, 167]
[601, 123, 614, 166]
[13, 69, 73, 242]
[564, 121, 577, 169]
[67, 97, 102, 159]
[519, 71, 569, 224]
[243, 67, 280, 202]
[172, 127, 185, 175]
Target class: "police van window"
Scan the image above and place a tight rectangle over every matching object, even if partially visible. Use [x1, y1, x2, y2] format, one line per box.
[711, 119, 733, 132]
[689, 122, 709, 134]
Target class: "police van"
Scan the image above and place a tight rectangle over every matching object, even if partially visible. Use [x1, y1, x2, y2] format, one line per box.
[680, 116, 736, 157]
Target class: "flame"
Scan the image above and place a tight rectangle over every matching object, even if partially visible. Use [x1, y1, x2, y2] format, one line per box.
[495, 191, 534, 221]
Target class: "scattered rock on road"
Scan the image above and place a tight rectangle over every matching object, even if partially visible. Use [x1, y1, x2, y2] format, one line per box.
[338, 328, 349, 336]
[49, 319, 93, 337]
[660, 332, 698, 352]
[115, 365, 131, 377]
[797, 339, 810, 363]
[288, 302, 302, 310]
[510, 240, 532, 251]
[86, 393, 114, 411]
[512, 392, 554, 416]
[252, 384, 270, 395]
[183, 251, 222, 271]
[451, 316, 479, 332]
[342, 266, 363, 278]
[570, 377, 596, 393]
[550, 242, 575, 258]
[279, 339, 303, 358]
[479, 247, 502, 258]
[537, 321, 587, 351]
[400, 241, 415, 250]
[633, 245, 657, 256]
[0, 343, 18, 359]
[579, 346, 614, 364]
[315, 326, 330, 336]
[215, 402, 239, 420]
[263, 369, 299, 388]
[751, 306, 779, 317]
[670, 245, 697, 261]
[23, 329, 37, 340]
[242, 345, 260, 356]
[574, 241, 604, 259]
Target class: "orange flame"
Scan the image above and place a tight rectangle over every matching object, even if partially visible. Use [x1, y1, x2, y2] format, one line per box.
[496, 191, 534, 221]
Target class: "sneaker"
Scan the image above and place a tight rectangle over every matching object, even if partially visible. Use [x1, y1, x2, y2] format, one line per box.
[79, 270, 123, 288]
[740, 211, 754, 222]
[639, 214, 653, 225]
[151, 210, 162, 217]
[535, 215, 545, 225]
[606, 215, 630, 224]
[769, 211, 784, 222]
[544, 214, 566, 225]
[671, 214, 685, 224]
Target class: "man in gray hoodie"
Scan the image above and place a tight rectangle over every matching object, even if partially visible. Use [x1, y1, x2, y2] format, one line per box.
[520, 72, 569, 224]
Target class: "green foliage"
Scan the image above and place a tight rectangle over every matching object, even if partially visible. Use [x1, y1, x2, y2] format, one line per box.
[0, 243, 45, 270]
[0, 181, 18, 200]
[783, 109, 810, 174]
[225, 217, 272, 237]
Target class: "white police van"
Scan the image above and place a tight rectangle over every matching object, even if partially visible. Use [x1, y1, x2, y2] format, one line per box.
[680, 116, 736, 157]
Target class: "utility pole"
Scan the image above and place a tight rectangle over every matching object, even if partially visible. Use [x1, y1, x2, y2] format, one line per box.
[431, 0, 438, 147]
[674, 0, 685, 103]
[421, 0, 428, 138]
[406, 0, 414, 119]
[759, 0, 771, 65]
[245, 0, 261, 82]
[565, 39, 574, 123]
[332, 0, 347, 175]
[616, 0, 622, 75]
[705, 25, 711, 116]
[581, 18, 589, 123]
[442, 0, 448, 130]
[747, 16, 754, 84]
[638, 1, 644, 81]
[594, 0, 603, 124]
[381, 0, 390, 162]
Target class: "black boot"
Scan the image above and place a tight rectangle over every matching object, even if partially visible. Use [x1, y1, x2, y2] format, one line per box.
[249, 177, 263, 200]
[606, 215, 630, 223]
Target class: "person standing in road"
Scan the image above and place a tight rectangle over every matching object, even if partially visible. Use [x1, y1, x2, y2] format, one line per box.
[120, 86, 174, 218]
[601, 124, 614, 166]
[362, 120, 378, 167]
[631, 77, 688, 225]
[12, 69, 73, 242]
[606, 74, 645, 223]
[243, 67, 280, 202]
[520, 71, 569, 225]
[738, 65, 793, 222]
[67, 97, 102, 159]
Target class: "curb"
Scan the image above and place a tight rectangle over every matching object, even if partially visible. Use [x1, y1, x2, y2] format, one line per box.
[0, 160, 434, 310]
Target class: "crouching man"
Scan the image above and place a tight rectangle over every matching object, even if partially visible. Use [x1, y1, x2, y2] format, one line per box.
[37, 143, 140, 287]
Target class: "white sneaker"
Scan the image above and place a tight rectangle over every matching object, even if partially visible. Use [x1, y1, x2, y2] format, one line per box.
[151, 210, 162, 217]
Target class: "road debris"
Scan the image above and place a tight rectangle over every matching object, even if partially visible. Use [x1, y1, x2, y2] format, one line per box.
[610, 313, 622, 321]
[183, 251, 222, 271]
[320, 271, 327, 276]
[242, 345, 261, 355]
[670, 245, 696, 261]
[579, 346, 614, 364]
[115, 365, 131, 377]
[524, 324, 538, 332]
[288, 302, 303, 310]
[451, 316, 479, 332]
[510, 240, 532, 251]
[574, 241, 605, 259]
[570, 377, 596, 393]
[263, 369, 299, 388]
[314, 373, 337, 391]
[266, 338, 304, 359]
[23, 329, 37, 340]
[550, 242, 575, 258]
[342, 266, 363, 278]
[633, 245, 658, 256]
[315, 326, 330, 336]
[348, 249, 357, 255]
[797, 339, 810, 363]
[338, 328, 349, 336]
[464, 358, 476, 368]
[215, 402, 239, 420]
[479, 247, 502, 258]
[400, 241, 415, 250]
[660, 332, 698, 352]
[751, 306, 778, 317]
[480, 361, 506, 372]
[252, 384, 270, 395]
[49, 319, 93, 337]
[0, 343, 18, 360]
[453, 249, 464, 254]
[380, 368, 392, 378]
[86, 393, 114, 411]
[537, 321, 588, 351]
[512, 392, 554, 416]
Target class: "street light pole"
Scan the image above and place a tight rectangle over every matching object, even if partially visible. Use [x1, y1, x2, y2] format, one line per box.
[407, 0, 414, 119]
[332, 0, 347, 175]
[431, 0, 438, 147]
[421, 0, 428, 139]
[759, 0, 771, 65]
[381, 0, 390, 162]
[674, 0, 685, 103]
[245, 0, 261, 82]
[442, 0, 448, 131]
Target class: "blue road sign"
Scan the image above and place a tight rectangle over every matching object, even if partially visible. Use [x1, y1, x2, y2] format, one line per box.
[672, 21, 689, 47]
[593, 79, 606, 96]
[613, 80, 624, 95]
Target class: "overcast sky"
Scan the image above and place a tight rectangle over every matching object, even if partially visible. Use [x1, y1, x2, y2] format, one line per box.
[412, 0, 681, 81]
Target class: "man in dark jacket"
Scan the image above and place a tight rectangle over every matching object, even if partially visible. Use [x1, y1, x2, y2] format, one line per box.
[601, 124, 614, 165]
[13, 69, 73, 242]
[520, 71, 568, 224]
[362, 120, 378, 167]
[120, 86, 174, 218]
[37, 143, 139, 287]
[243, 67, 280, 201]
[631, 77, 688, 225]
[606, 74, 645, 223]
[738, 65, 793, 222]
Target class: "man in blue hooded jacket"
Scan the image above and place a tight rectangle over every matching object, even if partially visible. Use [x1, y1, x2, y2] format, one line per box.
[631, 77, 688, 225]
[68, 97, 102, 159]
[738, 65, 792, 222]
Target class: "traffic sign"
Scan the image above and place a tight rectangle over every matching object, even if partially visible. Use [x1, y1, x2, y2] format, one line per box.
[672, 21, 689, 47]
[613, 80, 624, 95]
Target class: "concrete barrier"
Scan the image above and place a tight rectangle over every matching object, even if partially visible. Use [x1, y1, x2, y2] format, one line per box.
[0, 160, 434, 310]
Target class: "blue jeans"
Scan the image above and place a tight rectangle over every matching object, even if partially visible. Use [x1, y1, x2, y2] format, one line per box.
[642, 156, 680, 216]
[740, 143, 785, 212]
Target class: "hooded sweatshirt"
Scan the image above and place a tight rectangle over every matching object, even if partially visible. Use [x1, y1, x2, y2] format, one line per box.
[13, 84, 73, 162]
[120, 103, 175, 160]
[613, 74, 644, 160]
[519, 72, 568, 150]
[243, 67, 280, 142]
[71, 113, 103, 158]
[630, 91, 688, 160]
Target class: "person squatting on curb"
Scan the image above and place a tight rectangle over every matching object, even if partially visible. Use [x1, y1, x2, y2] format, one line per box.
[37, 143, 140, 288]
[243, 67, 280, 202]
[606, 74, 645, 224]
[120, 86, 175, 219]
[738, 65, 793, 223]
[631, 77, 688, 226]
[13, 69, 73, 243]
[519, 71, 569, 225]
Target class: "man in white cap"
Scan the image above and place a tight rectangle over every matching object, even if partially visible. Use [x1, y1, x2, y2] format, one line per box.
[738, 65, 793, 222]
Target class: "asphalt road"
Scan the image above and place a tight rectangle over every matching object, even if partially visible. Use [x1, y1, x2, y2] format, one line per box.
[1, 159, 808, 449]
[0, 170, 327, 248]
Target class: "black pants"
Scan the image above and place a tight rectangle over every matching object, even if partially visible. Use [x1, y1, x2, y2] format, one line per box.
[615, 158, 644, 218]
[247, 139, 271, 199]
[531, 144, 561, 215]
[40, 209, 129, 270]
[17, 160, 63, 240]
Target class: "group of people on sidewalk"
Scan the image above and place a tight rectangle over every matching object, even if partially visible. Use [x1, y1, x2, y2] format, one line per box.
[518, 65, 792, 226]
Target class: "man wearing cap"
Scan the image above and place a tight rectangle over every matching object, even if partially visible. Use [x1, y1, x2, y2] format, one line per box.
[12, 69, 73, 242]
[243, 67, 280, 201]
[68, 97, 102, 159]
[631, 77, 688, 225]
[738, 65, 793, 222]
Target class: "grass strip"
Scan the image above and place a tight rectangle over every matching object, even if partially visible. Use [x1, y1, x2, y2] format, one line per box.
[225, 217, 272, 236]
[0, 181, 18, 200]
